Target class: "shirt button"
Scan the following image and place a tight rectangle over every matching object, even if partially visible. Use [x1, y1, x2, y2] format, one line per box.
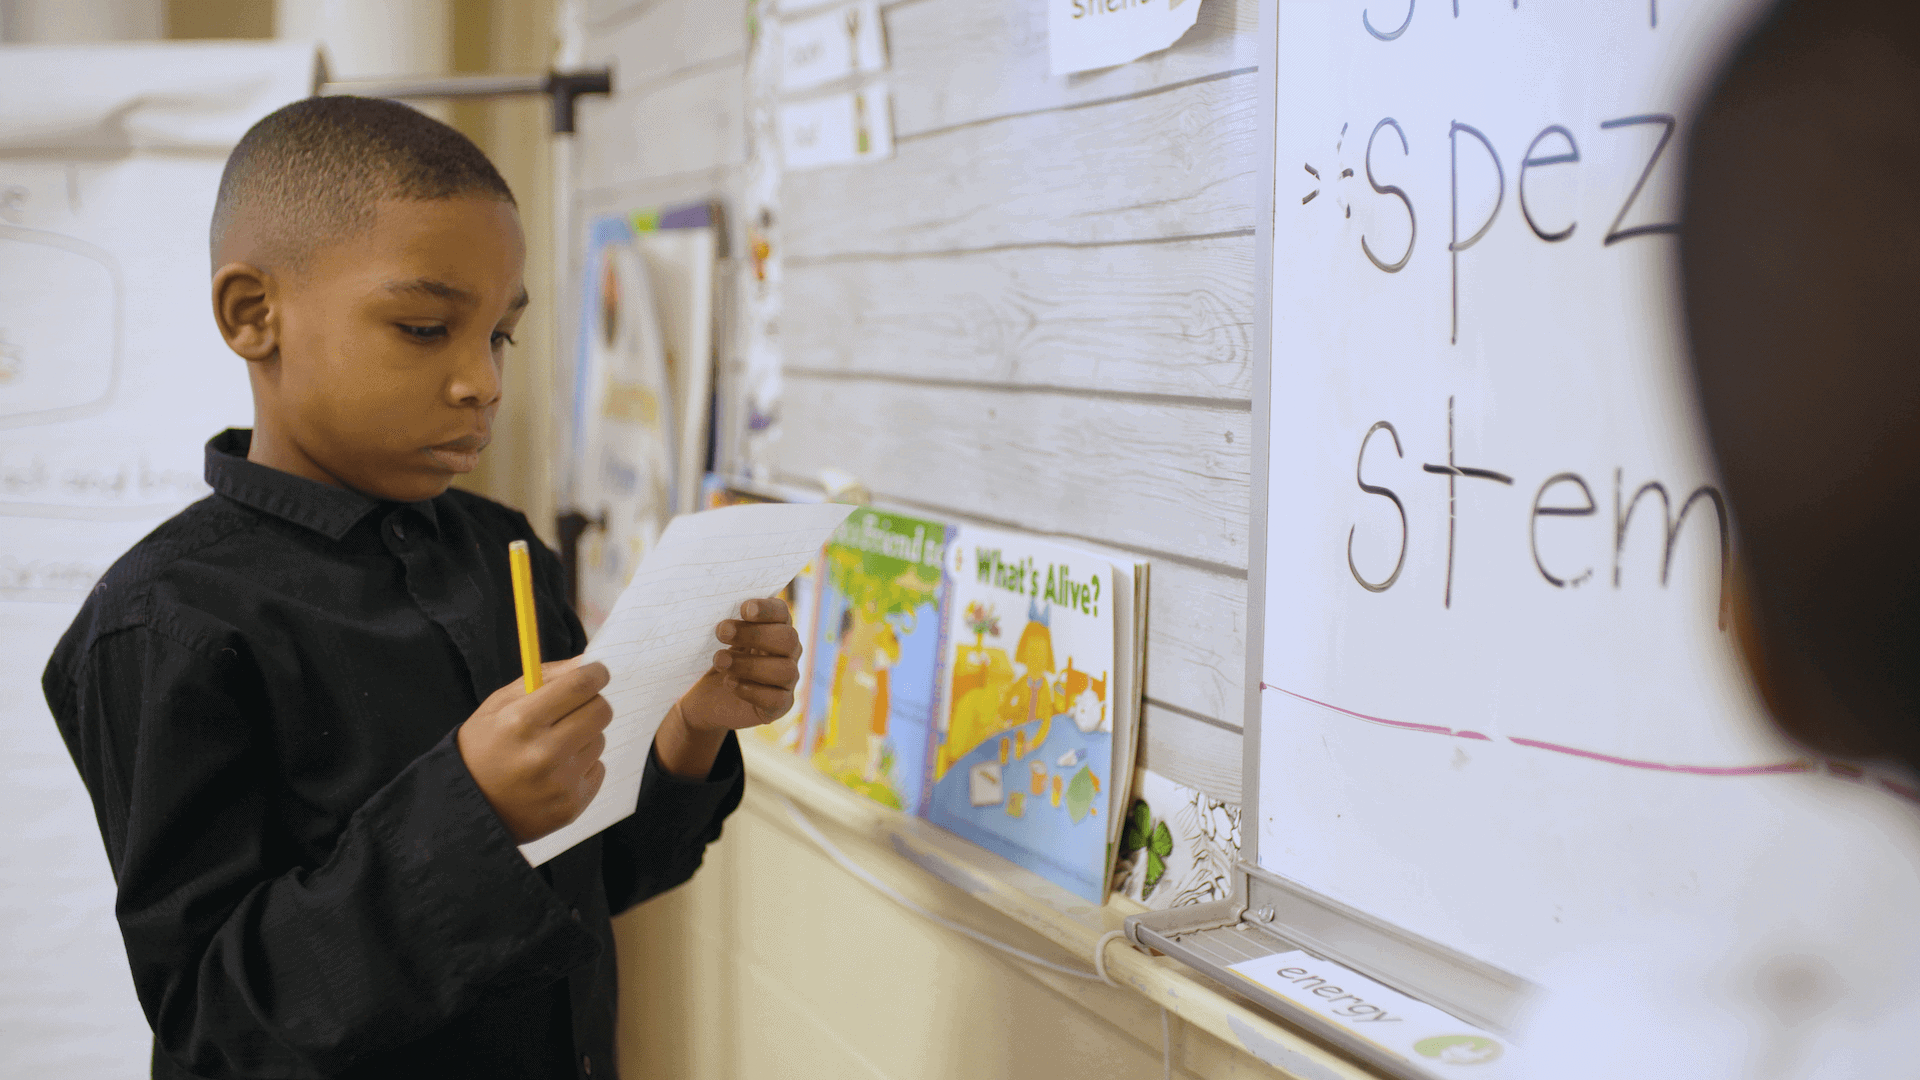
[582, 1054, 592, 1075]
[570, 907, 581, 923]
[391, 521, 405, 540]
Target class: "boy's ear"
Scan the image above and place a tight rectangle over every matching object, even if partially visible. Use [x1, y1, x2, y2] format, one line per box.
[211, 262, 279, 362]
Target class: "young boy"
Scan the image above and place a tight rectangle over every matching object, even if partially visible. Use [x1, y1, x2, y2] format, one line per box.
[41, 97, 799, 1080]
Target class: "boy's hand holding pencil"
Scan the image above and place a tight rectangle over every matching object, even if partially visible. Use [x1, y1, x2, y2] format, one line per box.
[458, 541, 615, 843]
[457, 658, 614, 844]
[461, 542, 802, 841]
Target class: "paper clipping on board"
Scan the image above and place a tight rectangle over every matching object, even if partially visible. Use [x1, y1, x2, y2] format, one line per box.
[780, 0, 887, 92]
[518, 502, 854, 865]
[778, 85, 892, 170]
[1048, 0, 1204, 77]
[1228, 951, 1523, 1079]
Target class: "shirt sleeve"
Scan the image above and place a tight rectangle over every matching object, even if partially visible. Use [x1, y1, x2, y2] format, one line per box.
[600, 732, 746, 915]
[49, 624, 601, 1080]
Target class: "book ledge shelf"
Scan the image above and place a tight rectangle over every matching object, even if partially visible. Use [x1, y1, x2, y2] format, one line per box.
[740, 739, 1385, 1080]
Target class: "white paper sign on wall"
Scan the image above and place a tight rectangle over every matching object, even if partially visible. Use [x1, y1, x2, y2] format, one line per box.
[778, 86, 893, 171]
[780, 0, 886, 93]
[1047, 0, 1204, 77]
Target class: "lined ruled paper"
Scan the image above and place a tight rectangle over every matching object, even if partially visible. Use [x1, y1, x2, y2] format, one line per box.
[519, 502, 854, 865]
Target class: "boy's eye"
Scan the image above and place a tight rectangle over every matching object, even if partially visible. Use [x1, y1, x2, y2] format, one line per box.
[492, 331, 517, 348]
[398, 324, 447, 340]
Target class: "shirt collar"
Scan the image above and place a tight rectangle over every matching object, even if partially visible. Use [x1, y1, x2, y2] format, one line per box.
[205, 429, 440, 541]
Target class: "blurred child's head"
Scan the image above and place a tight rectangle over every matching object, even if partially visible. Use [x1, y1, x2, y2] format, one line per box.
[210, 96, 526, 502]
[1684, 1, 1920, 776]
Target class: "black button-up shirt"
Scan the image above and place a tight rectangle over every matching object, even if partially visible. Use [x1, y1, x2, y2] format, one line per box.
[42, 430, 743, 1080]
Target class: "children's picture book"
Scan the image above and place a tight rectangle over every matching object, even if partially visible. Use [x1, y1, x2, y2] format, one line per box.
[1112, 768, 1243, 910]
[924, 526, 1146, 901]
[798, 508, 949, 813]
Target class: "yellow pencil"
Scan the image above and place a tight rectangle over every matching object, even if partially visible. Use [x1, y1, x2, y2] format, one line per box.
[508, 540, 543, 693]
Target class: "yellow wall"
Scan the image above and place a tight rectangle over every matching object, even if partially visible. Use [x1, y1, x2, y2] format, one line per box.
[165, 0, 272, 39]
[444, 0, 561, 545]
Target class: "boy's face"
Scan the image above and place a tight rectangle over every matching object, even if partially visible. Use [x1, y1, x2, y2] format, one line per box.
[247, 196, 528, 503]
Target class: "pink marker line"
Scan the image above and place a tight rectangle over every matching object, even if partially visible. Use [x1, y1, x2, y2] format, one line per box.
[1263, 683, 1458, 737]
[1262, 681, 1815, 778]
[1504, 736, 1811, 777]
[1881, 778, 1920, 802]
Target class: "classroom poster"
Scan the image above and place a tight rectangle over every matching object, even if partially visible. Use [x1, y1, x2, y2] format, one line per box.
[572, 215, 677, 634]
[925, 528, 1121, 901]
[800, 508, 947, 812]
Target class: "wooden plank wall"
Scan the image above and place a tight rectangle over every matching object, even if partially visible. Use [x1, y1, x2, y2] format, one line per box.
[776, 0, 1259, 802]
[573, 3, 1294, 1078]
[572, 0, 1257, 802]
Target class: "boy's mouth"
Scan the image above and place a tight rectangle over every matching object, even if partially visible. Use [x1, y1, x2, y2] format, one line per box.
[426, 434, 489, 473]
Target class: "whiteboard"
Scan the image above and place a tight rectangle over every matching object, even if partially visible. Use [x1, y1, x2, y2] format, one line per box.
[1251, 0, 1917, 990]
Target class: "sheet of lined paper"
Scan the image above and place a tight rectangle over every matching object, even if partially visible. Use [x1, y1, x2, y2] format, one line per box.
[519, 502, 853, 865]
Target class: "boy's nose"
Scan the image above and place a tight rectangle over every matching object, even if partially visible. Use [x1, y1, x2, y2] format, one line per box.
[447, 342, 503, 409]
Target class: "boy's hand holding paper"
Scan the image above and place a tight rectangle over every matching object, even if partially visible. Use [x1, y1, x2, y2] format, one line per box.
[654, 597, 804, 779]
[515, 501, 855, 865]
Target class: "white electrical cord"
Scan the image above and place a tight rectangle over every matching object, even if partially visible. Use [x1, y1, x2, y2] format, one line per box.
[778, 796, 1106, 982]
[1162, 1005, 1174, 1080]
[1094, 928, 1128, 987]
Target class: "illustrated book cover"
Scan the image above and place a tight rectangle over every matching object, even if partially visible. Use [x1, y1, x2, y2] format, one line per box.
[923, 525, 1146, 901]
[797, 508, 949, 813]
[1113, 768, 1243, 910]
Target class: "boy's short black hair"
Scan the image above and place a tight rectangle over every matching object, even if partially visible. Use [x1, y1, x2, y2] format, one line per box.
[211, 95, 515, 270]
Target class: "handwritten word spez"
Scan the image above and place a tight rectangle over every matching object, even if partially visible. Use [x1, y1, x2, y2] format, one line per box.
[1340, 111, 1680, 344]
